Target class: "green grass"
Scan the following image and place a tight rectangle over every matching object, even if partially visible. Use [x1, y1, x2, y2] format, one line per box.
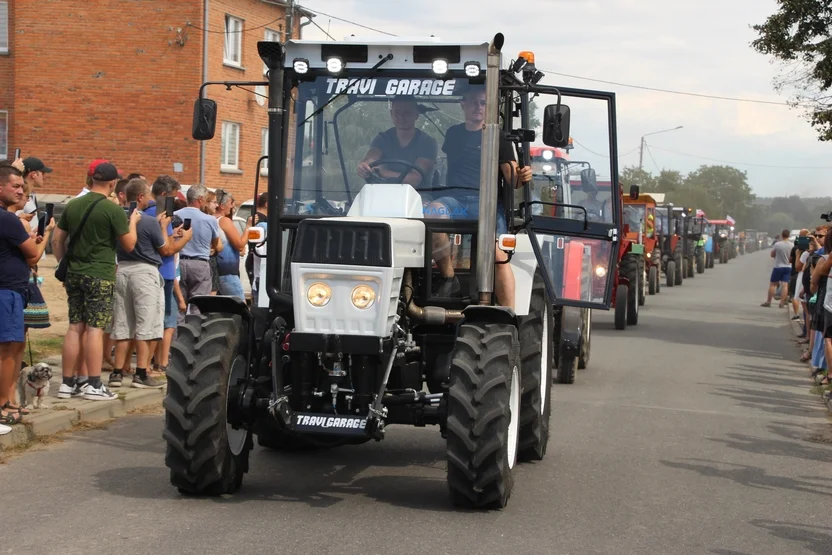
[25, 335, 64, 363]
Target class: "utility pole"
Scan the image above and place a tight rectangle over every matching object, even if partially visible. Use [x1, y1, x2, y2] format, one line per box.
[638, 126, 684, 171]
[286, 0, 294, 42]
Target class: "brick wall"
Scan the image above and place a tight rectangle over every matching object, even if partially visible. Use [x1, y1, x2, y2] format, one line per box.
[203, 0, 299, 203]
[11, 0, 204, 196]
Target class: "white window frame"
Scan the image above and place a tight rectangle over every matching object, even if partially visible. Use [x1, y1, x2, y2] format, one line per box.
[263, 28, 281, 75]
[224, 14, 243, 68]
[221, 121, 241, 172]
[0, 111, 7, 159]
[260, 128, 269, 176]
[0, 2, 8, 54]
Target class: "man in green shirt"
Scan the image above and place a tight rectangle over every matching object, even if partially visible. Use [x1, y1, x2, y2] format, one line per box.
[51, 162, 140, 401]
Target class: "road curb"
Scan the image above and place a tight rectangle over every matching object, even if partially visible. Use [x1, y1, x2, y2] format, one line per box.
[0, 386, 165, 451]
[787, 309, 832, 414]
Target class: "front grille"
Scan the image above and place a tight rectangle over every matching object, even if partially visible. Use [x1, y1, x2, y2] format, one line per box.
[292, 220, 392, 267]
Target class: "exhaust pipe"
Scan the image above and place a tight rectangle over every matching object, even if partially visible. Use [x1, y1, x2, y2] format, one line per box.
[402, 271, 463, 325]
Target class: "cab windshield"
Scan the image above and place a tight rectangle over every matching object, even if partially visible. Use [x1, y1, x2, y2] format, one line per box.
[624, 204, 646, 233]
[286, 75, 483, 220]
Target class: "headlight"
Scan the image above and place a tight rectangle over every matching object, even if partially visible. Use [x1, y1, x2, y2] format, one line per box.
[326, 57, 344, 73]
[351, 284, 376, 309]
[432, 59, 448, 75]
[293, 58, 309, 74]
[464, 61, 480, 77]
[307, 282, 332, 307]
[646, 252, 651, 258]
[542, 150, 554, 160]
[595, 265, 607, 278]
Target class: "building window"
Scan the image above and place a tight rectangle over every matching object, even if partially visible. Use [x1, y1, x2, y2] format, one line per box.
[224, 15, 243, 67]
[261, 128, 269, 175]
[263, 29, 281, 75]
[0, 111, 7, 159]
[0, 2, 8, 54]
[221, 122, 240, 171]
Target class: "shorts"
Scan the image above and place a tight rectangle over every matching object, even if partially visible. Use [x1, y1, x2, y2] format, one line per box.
[65, 273, 116, 330]
[425, 195, 508, 236]
[0, 289, 25, 343]
[163, 279, 177, 329]
[770, 267, 791, 284]
[825, 310, 832, 339]
[111, 262, 164, 341]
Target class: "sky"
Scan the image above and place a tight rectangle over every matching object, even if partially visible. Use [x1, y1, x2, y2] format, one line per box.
[297, 0, 832, 198]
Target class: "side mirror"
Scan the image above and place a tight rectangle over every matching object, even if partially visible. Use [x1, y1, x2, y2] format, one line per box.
[192, 98, 218, 141]
[542, 104, 571, 148]
[580, 168, 597, 189]
[629, 185, 640, 200]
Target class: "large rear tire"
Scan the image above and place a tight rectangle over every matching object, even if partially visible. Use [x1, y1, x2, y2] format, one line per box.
[518, 273, 553, 462]
[164, 314, 251, 496]
[446, 322, 521, 509]
[614, 284, 628, 330]
[578, 308, 591, 370]
[648, 266, 658, 295]
[620, 255, 639, 326]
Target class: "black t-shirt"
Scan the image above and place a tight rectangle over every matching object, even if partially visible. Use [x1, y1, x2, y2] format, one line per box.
[442, 124, 515, 196]
[370, 128, 438, 188]
[790, 245, 799, 274]
[0, 205, 31, 290]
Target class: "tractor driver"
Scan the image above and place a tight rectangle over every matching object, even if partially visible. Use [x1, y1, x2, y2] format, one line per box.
[356, 95, 438, 189]
[426, 85, 532, 309]
[579, 169, 608, 223]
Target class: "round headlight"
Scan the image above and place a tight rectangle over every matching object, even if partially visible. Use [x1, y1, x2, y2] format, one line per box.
[307, 282, 332, 307]
[351, 284, 376, 309]
[595, 265, 607, 278]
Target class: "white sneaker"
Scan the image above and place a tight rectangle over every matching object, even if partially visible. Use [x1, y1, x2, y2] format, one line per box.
[0, 423, 11, 436]
[83, 383, 118, 401]
[56, 382, 89, 399]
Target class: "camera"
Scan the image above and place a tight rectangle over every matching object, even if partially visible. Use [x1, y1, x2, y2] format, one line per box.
[821, 212, 832, 222]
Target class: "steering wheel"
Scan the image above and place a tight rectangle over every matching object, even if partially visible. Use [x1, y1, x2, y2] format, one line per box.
[366, 159, 428, 185]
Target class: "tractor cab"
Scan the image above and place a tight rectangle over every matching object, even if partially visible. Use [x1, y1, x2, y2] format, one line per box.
[709, 219, 733, 264]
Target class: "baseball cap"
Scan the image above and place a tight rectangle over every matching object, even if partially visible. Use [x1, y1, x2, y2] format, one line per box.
[91, 162, 121, 182]
[22, 157, 53, 174]
[87, 158, 110, 177]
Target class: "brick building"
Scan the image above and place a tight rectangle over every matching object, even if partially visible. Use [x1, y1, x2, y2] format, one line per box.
[0, 0, 308, 201]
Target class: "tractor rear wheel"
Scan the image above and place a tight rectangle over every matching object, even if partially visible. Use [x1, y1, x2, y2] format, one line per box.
[648, 266, 658, 295]
[578, 308, 591, 370]
[687, 256, 695, 278]
[164, 314, 251, 496]
[446, 322, 521, 509]
[620, 255, 639, 326]
[518, 272, 553, 461]
[674, 254, 683, 285]
[614, 284, 628, 330]
[696, 252, 705, 274]
[666, 260, 676, 288]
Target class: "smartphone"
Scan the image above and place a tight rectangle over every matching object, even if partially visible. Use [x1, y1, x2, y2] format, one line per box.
[183, 218, 192, 231]
[165, 196, 175, 218]
[37, 203, 54, 237]
[128, 201, 138, 217]
[14, 148, 20, 160]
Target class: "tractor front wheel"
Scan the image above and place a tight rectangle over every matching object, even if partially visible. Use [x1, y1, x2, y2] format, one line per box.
[648, 265, 658, 295]
[614, 284, 628, 330]
[675, 254, 684, 285]
[666, 260, 676, 288]
[446, 322, 521, 509]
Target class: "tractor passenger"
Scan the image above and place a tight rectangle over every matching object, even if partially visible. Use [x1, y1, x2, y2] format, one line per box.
[356, 95, 438, 189]
[426, 86, 532, 308]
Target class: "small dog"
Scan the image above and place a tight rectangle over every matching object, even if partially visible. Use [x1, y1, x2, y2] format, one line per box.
[17, 363, 53, 410]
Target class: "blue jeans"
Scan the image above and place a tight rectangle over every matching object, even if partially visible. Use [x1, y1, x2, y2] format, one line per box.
[0, 289, 25, 343]
[163, 279, 178, 329]
[425, 196, 508, 236]
[218, 275, 244, 301]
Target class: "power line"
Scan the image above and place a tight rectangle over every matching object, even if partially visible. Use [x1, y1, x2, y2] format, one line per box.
[647, 144, 832, 169]
[539, 69, 807, 107]
[307, 16, 336, 40]
[299, 5, 398, 37]
[572, 138, 639, 160]
[643, 142, 661, 172]
[188, 15, 284, 34]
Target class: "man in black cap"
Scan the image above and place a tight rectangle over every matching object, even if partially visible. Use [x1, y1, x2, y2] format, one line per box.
[20, 157, 52, 229]
[52, 162, 140, 402]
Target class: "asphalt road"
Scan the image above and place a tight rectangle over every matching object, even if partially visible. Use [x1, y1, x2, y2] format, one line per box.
[2, 251, 831, 555]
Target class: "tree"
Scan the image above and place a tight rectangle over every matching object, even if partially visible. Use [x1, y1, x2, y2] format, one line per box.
[656, 169, 684, 193]
[682, 165, 755, 223]
[766, 211, 796, 236]
[751, 1, 832, 141]
[619, 166, 657, 190]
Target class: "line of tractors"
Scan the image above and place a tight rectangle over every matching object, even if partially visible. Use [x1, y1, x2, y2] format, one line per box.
[614, 190, 758, 329]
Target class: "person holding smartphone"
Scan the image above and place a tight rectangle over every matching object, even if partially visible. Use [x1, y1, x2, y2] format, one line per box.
[142, 175, 192, 376]
[173, 185, 223, 311]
